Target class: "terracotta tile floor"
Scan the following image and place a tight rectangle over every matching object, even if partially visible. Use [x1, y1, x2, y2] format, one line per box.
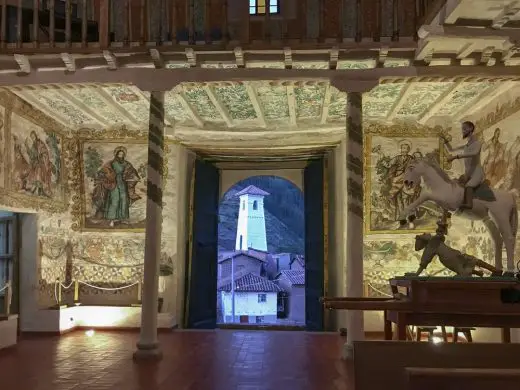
[0, 330, 353, 390]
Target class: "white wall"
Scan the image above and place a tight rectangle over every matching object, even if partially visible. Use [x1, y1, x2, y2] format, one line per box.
[221, 291, 277, 316]
[0, 315, 17, 350]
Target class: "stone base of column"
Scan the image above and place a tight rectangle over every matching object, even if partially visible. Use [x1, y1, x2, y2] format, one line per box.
[133, 342, 163, 361]
[341, 342, 355, 360]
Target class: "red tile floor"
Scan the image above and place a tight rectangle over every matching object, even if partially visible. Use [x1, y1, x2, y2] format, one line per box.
[0, 330, 354, 390]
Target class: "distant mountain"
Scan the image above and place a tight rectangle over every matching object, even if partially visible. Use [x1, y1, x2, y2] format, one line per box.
[218, 176, 304, 254]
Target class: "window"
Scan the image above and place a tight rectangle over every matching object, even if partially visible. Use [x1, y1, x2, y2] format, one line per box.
[256, 315, 264, 324]
[253, 200, 258, 210]
[258, 293, 267, 303]
[249, 0, 279, 15]
[242, 201, 245, 210]
[239, 235, 243, 250]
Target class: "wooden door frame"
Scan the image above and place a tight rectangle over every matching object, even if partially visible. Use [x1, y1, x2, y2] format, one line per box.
[182, 158, 330, 330]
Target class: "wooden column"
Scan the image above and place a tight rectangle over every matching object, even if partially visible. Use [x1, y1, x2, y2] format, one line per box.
[133, 91, 166, 361]
[344, 91, 365, 359]
[99, 0, 110, 47]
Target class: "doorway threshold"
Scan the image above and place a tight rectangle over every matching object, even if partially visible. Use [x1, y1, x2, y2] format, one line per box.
[217, 324, 305, 331]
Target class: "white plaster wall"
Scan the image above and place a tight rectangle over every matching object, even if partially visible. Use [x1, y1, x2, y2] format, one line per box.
[221, 291, 277, 316]
[0, 315, 17, 349]
[220, 169, 303, 198]
[20, 307, 174, 333]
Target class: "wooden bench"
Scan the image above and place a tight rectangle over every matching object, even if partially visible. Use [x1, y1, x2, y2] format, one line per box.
[406, 368, 520, 390]
[353, 341, 520, 390]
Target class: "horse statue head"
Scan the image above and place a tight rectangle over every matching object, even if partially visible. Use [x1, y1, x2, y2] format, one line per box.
[403, 157, 453, 191]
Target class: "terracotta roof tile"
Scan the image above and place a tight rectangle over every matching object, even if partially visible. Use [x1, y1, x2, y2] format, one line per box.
[278, 270, 305, 286]
[235, 185, 270, 197]
[218, 272, 282, 293]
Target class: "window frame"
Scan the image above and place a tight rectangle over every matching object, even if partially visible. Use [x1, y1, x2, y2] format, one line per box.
[249, 0, 280, 16]
[257, 293, 267, 303]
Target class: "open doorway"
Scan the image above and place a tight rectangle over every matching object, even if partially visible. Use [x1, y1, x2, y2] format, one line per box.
[216, 176, 305, 327]
[185, 159, 325, 331]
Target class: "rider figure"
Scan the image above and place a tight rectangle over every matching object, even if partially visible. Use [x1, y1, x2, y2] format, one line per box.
[443, 121, 484, 210]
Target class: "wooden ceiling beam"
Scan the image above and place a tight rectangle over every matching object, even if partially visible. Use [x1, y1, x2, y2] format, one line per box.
[286, 85, 297, 127]
[320, 84, 332, 124]
[203, 85, 233, 127]
[244, 82, 267, 128]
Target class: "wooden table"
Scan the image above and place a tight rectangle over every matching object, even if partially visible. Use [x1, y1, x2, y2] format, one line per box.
[385, 277, 520, 342]
[321, 276, 520, 343]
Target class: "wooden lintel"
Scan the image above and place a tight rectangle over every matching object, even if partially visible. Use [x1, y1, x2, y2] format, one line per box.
[0, 66, 519, 89]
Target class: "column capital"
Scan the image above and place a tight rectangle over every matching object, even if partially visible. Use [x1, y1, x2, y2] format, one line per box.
[330, 78, 378, 93]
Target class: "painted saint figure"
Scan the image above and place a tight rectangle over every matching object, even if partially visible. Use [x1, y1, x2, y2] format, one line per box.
[380, 141, 416, 219]
[482, 128, 507, 186]
[443, 121, 484, 210]
[91, 146, 141, 227]
[12, 131, 55, 196]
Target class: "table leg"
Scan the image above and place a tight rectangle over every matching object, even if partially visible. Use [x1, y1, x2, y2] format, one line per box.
[502, 328, 511, 343]
[397, 313, 407, 341]
[384, 311, 392, 340]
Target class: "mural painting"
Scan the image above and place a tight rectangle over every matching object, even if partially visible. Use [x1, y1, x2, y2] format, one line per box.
[0, 105, 4, 190]
[364, 124, 448, 234]
[79, 140, 148, 231]
[9, 112, 66, 206]
[482, 127, 520, 193]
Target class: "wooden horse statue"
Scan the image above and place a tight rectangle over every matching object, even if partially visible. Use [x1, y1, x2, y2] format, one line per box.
[399, 158, 518, 272]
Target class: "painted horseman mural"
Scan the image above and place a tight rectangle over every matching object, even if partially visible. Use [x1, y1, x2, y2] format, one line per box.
[399, 121, 518, 273]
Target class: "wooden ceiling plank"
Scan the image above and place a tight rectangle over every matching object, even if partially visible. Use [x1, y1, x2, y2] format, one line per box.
[320, 84, 332, 124]
[203, 85, 233, 127]
[491, 1, 520, 29]
[286, 85, 297, 127]
[244, 82, 267, 128]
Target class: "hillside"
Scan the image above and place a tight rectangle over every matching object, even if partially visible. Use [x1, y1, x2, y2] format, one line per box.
[218, 176, 304, 254]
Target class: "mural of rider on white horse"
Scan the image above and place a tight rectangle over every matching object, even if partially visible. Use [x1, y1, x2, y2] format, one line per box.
[399, 121, 519, 273]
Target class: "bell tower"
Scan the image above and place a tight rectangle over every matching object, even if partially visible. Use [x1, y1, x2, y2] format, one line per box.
[235, 185, 270, 251]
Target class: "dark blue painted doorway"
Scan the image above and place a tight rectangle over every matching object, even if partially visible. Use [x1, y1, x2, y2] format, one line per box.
[185, 159, 220, 329]
[304, 158, 325, 331]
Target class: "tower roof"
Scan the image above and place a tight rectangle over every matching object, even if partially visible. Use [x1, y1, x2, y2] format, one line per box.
[235, 185, 270, 197]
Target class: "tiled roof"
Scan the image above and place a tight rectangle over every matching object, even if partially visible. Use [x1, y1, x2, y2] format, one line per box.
[235, 185, 270, 197]
[218, 272, 282, 293]
[278, 270, 305, 286]
[290, 255, 305, 268]
[218, 250, 267, 263]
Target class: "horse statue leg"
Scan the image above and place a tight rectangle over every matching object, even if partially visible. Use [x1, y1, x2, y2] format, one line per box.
[397, 193, 432, 228]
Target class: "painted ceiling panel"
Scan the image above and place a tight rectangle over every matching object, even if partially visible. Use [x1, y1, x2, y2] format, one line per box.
[214, 84, 257, 120]
[65, 86, 128, 124]
[294, 85, 326, 118]
[396, 82, 455, 117]
[364, 83, 407, 117]
[101, 85, 150, 122]
[436, 82, 492, 116]
[183, 87, 222, 121]
[255, 85, 290, 119]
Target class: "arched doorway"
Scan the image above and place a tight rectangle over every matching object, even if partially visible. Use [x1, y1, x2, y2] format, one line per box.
[217, 176, 305, 327]
[185, 159, 325, 331]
